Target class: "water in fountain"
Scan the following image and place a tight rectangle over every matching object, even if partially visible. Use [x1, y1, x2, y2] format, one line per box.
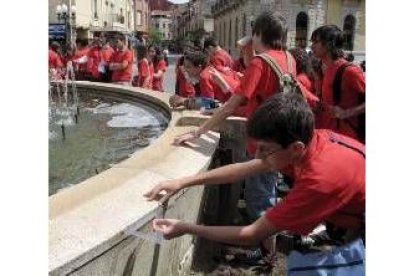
[49, 63, 168, 195]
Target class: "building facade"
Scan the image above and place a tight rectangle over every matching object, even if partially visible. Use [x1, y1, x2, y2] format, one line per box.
[151, 10, 174, 42]
[212, 0, 365, 56]
[49, 0, 135, 42]
[173, 0, 215, 44]
[133, 0, 150, 38]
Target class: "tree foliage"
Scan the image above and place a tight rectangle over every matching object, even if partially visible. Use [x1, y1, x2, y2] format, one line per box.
[148, 28, 163, 45]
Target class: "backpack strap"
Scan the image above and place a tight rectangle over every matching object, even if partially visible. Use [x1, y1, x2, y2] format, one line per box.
[286, 51, 294, 74]
[256, 53, 284, 80]
[332, 62, 354, 105]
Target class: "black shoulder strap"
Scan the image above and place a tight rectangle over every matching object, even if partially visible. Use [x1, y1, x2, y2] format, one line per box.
[332, 62, 354, 105]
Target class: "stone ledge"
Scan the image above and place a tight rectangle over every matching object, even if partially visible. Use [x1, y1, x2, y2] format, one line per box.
[49, 82, 222, 274]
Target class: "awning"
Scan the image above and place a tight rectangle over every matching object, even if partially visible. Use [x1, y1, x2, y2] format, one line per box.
[49, 24, 66, 40]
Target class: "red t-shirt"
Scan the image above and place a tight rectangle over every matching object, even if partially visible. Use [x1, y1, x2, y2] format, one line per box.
[318, 58, 365, 140]
[49, 49, 63, 69]
[111, 48, 133, 82]
[73, 47, 90, 73]
[137, 58, 154, 88]
[297, 73, 314, 94]
[199, 66, 240, 104]
[86, 46, 101, 79]
[152, 59, 167, 91]
[101, 46, 114, 63]
[266, 129, 365, 235]
[176, 67, 195, 98]
[232, 58, 246, 73]
[210, 48, 234, 68]
[235, 49, 297, 154]
[296, 75, 320, 109]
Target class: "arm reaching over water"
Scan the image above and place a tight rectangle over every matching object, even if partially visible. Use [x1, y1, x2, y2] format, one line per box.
[173, 94, 246, 145]
[143, 159, 268, 203]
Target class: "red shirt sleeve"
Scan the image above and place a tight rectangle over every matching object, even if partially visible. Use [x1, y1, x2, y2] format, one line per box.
[265, 177, 349, 235]
[199, 71, 215, 98]
[343, 65, 365, 95]
[156, 60, 167, 72]
[139, 59, 149, 77]
[298, 82, 320, 108]
[124, 50, 133, 64]
[234, 57, 263, 100]
[56, 54, 63, 68]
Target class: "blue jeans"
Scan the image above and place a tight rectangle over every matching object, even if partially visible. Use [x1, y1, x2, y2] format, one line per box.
[244, 170, 278, 222]
[287, 238, 365, 276]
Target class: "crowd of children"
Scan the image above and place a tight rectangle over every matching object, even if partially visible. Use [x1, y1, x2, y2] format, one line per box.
[48, 33, 169, 91]
[49, 11, 366, 274]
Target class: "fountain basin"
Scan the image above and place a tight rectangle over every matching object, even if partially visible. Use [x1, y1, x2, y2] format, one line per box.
[49, 82, 227, 275]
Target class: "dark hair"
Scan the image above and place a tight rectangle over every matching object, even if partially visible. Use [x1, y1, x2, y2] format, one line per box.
[247, 93, 314, 148]
[114, 33, 126, 42]
[136, 45, 148, 60]
[50, 41, 61, 52]
[288, 48, 310, 75]
[183, 50, 207, 68]
[252, 11, 287, 50]
[345, 53, 354, 62]
[75, 38, 89, 47]
[152, 46, 164, 65]
[203, 36, 218, 50]
[311, 25, 344, 60]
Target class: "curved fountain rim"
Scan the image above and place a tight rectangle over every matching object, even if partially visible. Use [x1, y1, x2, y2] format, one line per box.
[49, 81, 225, 274]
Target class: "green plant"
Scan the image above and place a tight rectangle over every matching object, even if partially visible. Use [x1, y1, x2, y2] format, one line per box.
[148, 28, 163, 45]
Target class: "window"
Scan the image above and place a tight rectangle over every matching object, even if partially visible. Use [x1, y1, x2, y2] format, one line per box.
[228, 19, 232, 49]
[242, 14, 246, 36]
[343, 14, 356, 51]
[163, 23, 166, 29]
[235, 17, 239, 47]
[93, 0, 98, 19]
[223, 22, 226, 46]
[295, 12, 308, 48]
[137, 11, 142, 25]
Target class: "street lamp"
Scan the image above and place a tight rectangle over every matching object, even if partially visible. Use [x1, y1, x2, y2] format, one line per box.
[56, 3, 77, 46]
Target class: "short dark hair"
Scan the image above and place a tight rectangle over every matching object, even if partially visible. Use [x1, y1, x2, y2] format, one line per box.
[184, 50, 207, 68]
[311, 25, 344, 60]
[50, 41, 61, 52]
[247, 93, 314, 148]
[345, 52, 354, 62]
[252, 11, 287, 50]
[114, 33, 126, 42]
[76, 38, 89, 47]
[136, 45, 148, 60]
[203, 36, 218, 50]
[288, 48, 310, 75]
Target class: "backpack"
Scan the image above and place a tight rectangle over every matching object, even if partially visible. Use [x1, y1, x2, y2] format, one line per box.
[332, 62, 366, 143]
[256, 52, 304, 96]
